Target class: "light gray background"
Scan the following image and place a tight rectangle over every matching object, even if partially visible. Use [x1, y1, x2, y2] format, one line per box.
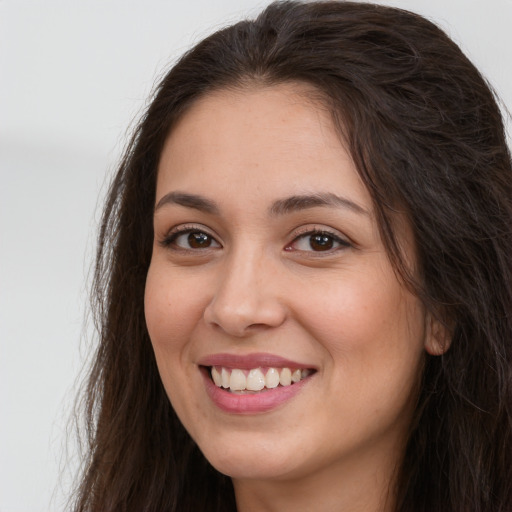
[1, 1, 511, 511]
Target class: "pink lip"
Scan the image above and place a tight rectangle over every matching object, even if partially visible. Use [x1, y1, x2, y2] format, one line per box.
[198, 353, 316, 414]
[201, 370, 311, 414]
[198, 352, 314, 370]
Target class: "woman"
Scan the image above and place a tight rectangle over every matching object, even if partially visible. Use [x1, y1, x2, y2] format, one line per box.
[71, 1, 512, 511]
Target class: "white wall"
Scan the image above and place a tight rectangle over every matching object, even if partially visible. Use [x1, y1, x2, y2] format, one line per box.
[1, 1, 510, 510]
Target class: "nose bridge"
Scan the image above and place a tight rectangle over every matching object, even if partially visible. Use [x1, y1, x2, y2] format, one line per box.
[204, 243, 285, 336]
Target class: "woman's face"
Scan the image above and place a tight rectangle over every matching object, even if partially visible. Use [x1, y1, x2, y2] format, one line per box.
[145, 84, 430, 484]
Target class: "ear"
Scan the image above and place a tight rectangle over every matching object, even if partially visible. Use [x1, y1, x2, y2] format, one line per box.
[424, 312, 452, 356]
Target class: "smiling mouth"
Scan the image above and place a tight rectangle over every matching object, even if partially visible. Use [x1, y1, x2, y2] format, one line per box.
[206, 366, 315, 394]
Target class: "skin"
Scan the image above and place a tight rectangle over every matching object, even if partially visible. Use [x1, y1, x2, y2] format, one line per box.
[144, 83, 438, 512]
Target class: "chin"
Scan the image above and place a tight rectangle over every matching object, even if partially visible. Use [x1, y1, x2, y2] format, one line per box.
[212, 459, 295, 481]
[199, 437, 301, 481]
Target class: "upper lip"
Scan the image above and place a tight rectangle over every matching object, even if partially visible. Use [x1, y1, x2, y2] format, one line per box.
[198, 352, 316, 370]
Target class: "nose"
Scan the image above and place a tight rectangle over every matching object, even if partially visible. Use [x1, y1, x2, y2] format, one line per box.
[203, 248, 287, 337]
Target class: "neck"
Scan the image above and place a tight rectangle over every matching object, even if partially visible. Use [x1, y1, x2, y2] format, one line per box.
[233, 442, 402, 512]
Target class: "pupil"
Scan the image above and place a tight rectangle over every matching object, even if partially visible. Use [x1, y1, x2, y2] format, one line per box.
[188, 232, 211, 248]
[310, 234, 333, 251]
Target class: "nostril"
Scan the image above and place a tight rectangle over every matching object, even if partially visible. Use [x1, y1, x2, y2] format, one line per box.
[204, 297, 287, 337]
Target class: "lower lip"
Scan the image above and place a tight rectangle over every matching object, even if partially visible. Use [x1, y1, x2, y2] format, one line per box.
[201, 369, 311, 414]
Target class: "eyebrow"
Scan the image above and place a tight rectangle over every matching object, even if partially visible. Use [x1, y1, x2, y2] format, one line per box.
[269, 192, 369, 217]
[155, 191, 220, 214]
[154, 191, 368, 216]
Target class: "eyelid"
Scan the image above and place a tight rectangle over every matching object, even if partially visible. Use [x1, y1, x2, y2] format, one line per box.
[286, 226, 352, 253]
[158, 223, 351, 253]
[159, 224, 222, 249]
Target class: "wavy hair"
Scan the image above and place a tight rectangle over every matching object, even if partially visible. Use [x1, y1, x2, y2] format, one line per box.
[71, 2, 512, 510]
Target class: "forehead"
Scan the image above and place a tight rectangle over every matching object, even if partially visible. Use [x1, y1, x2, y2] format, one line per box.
[156, 83, 371, 211]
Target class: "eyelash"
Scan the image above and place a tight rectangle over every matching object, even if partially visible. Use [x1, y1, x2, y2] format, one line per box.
[159, 225, 351, 254]
[159, 225, 220, 250]
[286, 228, 351, 254]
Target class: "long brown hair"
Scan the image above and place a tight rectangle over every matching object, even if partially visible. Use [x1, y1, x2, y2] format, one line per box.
[71, 2, 512, 510]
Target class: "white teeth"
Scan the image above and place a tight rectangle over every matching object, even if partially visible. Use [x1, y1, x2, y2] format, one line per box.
[279, 367, 292, 386]
[265, 367, 280, 388]
[210, 366, 313, 392]
[230, 369, 246, 391]
[246, 369, 265, 391]
[221, 367, 230, 388]
[211, 367, 222, 387]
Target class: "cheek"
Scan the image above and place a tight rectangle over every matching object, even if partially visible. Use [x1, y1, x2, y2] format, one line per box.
[144, 265, 202, 363]
[296, 269, 409, 342]
[293, 266, 426, 387]
[144, 263, 223, 442]
[301, 275, 425, 446]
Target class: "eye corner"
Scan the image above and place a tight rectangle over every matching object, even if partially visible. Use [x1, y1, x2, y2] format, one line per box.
[158, 224, 222, 252]
[285, 227, 352, 255]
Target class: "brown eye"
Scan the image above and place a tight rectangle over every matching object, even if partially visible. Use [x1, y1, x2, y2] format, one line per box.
[187, 232, 213, 248]
[162, 228, 221, 250]
[287, 229, 351, 253]
[309, 234, 334, 251]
